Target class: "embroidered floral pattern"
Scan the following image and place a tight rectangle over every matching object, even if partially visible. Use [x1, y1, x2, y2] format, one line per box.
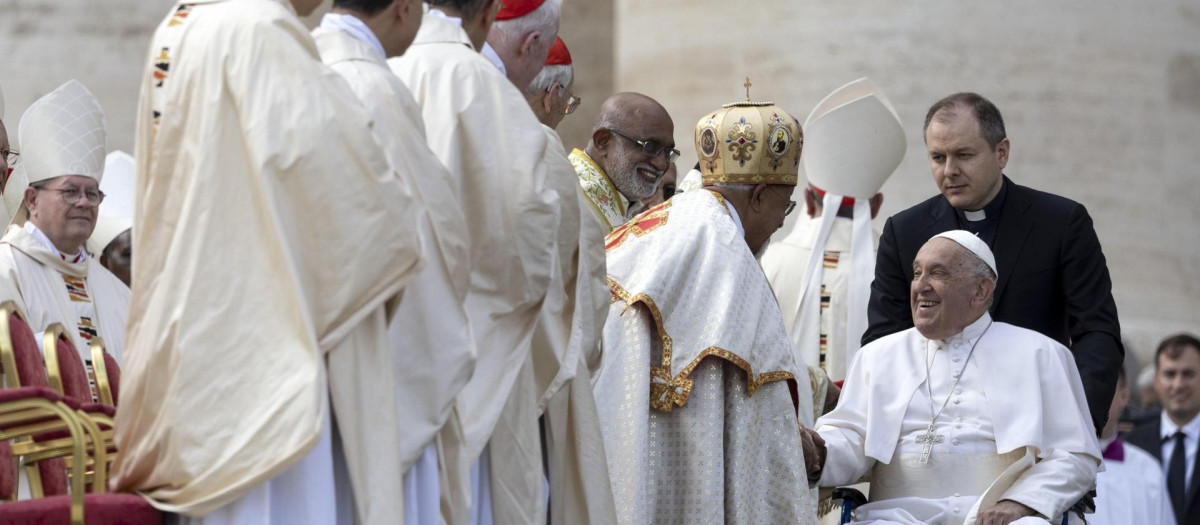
[570, 149, 627, 232]
[725, 116, 758, 167]
[604, 200, 671, 252]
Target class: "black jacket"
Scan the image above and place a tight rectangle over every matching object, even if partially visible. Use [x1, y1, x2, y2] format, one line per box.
[1126, 418, 1200, 524]
[863, 177, 1123, 434]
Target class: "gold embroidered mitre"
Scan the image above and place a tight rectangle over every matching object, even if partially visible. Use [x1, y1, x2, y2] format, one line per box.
[695, 87, 802, 186]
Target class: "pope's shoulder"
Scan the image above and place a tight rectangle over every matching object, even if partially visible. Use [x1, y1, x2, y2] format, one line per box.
[856, 319, 1071, 362]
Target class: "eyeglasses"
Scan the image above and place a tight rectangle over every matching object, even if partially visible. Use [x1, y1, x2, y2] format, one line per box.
[607, 129, 681, 163]
[547, 83, 581, 115]
[1, 148, 17, 166]
[39, 186, 106, 206]
[765, 186, 796, 217]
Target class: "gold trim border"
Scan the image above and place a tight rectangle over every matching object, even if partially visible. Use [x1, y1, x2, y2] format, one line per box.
[608, 278, 796, 412]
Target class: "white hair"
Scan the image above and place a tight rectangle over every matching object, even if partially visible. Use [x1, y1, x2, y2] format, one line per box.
[491, 0, 561, 44]
[525, 64, 573, 96]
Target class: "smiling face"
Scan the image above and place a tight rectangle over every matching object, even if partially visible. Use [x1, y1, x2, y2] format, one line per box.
[910, 238, 994, 340]
[1156, 343, 1200, 426]
[925, 108, 1009, 212]
[25, 175, 100, 254]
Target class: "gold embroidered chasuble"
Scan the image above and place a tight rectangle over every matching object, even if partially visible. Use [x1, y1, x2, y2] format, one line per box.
[594, 189, 817, 524]
[570, 148, 628, 233]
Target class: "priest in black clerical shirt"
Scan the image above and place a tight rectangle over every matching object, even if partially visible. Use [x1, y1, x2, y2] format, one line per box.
[863, 92, 1123, 437]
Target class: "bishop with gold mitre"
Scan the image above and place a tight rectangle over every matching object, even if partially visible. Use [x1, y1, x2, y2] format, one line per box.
[593, 86, 819, 525]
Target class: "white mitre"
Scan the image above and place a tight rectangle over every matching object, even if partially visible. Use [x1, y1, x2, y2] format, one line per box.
[8, 79, 107, 226]
[790, 78, 907, 371]
[89, 150, 134, 255]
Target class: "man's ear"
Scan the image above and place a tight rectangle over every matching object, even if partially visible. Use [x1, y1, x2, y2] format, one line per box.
[519, 31, 542, 57]
[995, 137, 1010, 170]
[749, 183, 769, 213]
[542, 82, 558, 114]
[592, 128, 612, 156]
[23, 186, 38, 214]
[804, 187, 818, 218]
[975, 278, 995, 307]
[869, 193, 884, 219]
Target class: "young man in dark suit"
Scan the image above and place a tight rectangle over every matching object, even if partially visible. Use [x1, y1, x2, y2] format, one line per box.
[863, 92, 1123, 435]
[1126, 334, 1200, 525]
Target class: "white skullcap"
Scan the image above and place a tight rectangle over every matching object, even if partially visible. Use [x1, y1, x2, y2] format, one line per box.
[89, 150, 135, 253]
[932, 230, 998, 279]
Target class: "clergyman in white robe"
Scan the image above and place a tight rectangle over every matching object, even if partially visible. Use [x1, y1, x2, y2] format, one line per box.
[111, 2, 425, 525]
[815, 232, 1101, 525]
[312, 11, 477, 524]
[390, 9, 562, 524]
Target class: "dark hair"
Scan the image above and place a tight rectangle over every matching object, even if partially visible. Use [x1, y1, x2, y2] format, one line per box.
[1155, 333, 1200, 368]
[923, 92, 1007, 150]
[425, 0, 494, 22]
[332, 0, 394, 16]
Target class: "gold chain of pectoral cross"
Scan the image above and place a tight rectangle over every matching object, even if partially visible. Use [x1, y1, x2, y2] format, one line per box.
[918, 321, 993, 464]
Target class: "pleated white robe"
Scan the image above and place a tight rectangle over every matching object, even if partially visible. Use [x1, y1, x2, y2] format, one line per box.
[111, 2, 425, 524]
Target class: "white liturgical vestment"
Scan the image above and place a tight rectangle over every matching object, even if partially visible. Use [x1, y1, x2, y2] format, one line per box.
[596, 189, 816, 525]
[112, 2, 425, 525]
[390, 12, 561, 524]
[1091, 439, 1175, 525]
[817, 314, 1101, 524]
[762, 212, 876, 382]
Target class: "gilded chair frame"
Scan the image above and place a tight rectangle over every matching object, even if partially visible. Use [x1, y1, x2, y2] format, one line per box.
[42, 323, 111, 493]
[0, 301, 87, 525]
[91, 336, 114, 407]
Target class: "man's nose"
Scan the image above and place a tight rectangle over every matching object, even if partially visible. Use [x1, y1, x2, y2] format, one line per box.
[649, 152, 669, 172]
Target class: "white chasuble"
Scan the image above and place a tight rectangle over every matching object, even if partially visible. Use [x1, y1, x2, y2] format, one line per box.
[595, 189, 817, 525]
[390, 14, 561, 524]
[761, 212, 876, 383]
[816, 314, 1101, 524]
[313, 24, 475, 477]
[0, 225, 129, 365]
[112, 2, 424, 524]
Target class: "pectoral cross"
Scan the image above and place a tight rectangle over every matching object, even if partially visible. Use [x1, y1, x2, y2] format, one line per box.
[744, 77, 752, 102]
[916, 425, 944, 464]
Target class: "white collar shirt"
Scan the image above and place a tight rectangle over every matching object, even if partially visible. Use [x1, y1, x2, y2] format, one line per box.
[1160, 410, 1200, 487]
[319, 12, 386, 60]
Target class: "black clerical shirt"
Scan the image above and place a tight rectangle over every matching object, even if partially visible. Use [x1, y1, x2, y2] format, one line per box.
[953, 178, 1009, 248]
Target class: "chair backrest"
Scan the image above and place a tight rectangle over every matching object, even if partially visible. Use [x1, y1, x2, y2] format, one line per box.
[44, 324, 92, 402]
[0, 300, 48, 389]
[91, 337, 119, 406]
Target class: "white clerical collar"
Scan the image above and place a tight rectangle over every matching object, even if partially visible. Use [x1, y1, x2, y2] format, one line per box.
[963, 209, 987, 221]
[1160, 409, 1200, 441]
[936, 312, 992, 346]
[24, 221, 86, 263]
[480, 42, 508, 76]
[320, 12, 387, 60]
[722, 198, 746, 240]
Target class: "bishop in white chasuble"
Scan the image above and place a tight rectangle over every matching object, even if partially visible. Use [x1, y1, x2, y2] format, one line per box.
[390, 8, 563, 524]
[815, 232, 1101, 525]
[111, 2, 424, 524]
[595, 96, 817, 525]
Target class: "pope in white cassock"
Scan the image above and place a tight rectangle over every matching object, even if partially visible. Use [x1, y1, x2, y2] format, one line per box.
[0, 79, 129, 367]
[111, 1, 425, 525]
[389, 0, 567, 523]
[812, 230, 1101, 525]
[311, 1, 476, 523]
[595, 93, 818, 525]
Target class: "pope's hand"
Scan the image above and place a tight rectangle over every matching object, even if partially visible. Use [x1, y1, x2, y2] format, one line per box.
[800, 428, 826, 482]
[976, 499, 1036, 525]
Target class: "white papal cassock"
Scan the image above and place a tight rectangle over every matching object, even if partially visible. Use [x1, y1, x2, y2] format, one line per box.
[1090, 439, 1175, 525]
[596, 189, 817, 525]
[817, 313, 1102, 524]
[111, 2, 425, 525]
[312, 16, 478, 525]
[390, 11, 563, 524]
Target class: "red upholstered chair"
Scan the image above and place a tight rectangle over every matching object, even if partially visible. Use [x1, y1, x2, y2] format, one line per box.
[43, 325, 114, 492]
[90, 337, 119, 407]
[0, 310, 161, 525]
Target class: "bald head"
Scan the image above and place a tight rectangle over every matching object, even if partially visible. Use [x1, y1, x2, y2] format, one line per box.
[585, 92, 676, 202]
[592, 92, 671, 134]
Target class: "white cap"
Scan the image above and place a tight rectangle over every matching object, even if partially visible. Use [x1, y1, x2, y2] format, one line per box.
[932, 230, 998, 279]
[89, 150, 134, 253]
[802, 78, 905, 200]
[10, 80, 107, 225]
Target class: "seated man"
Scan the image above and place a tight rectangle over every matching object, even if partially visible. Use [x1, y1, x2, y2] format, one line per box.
[0, 80, 129, 364]
[595, 93, 818, 524]
[811, 230, 1101, 524]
